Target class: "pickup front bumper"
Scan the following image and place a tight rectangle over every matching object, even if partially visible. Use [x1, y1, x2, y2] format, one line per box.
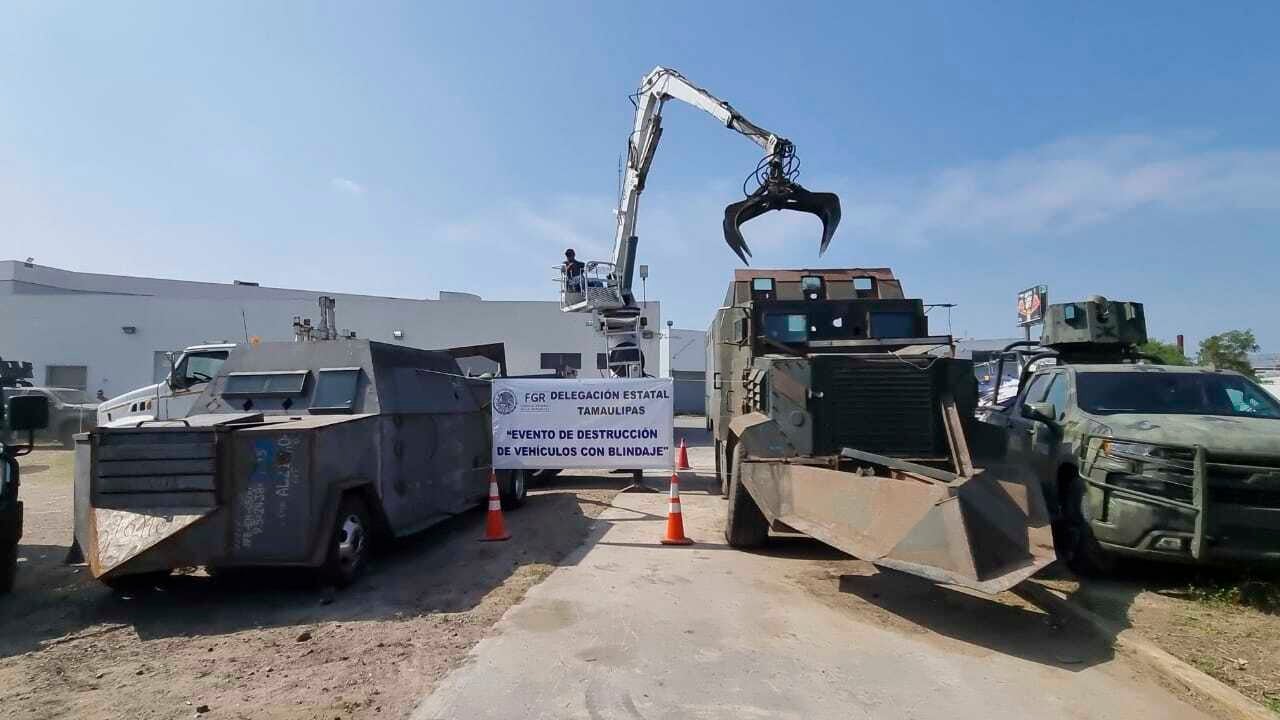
[1082, 439, 1280, 564]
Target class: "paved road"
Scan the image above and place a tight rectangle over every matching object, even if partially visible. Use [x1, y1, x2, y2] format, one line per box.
[415, 442, 1208, 720]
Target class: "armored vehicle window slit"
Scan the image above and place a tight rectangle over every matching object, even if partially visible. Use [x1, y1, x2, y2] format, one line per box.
[751, 278, 776, 301]
[763, 313, 809, 343]
[223, 370, 309, 397]
[868, 310, 917, 339]
[311, 368, 362, 413]
[801, 276, 825, 301]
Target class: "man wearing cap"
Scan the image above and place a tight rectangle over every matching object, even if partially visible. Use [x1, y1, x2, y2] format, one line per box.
[562, 248, 585, 293]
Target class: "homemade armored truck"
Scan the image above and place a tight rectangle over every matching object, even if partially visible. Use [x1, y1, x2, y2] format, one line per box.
[707, 269, 1055, 593]
[73, 339, 523, 587]
[981, 297, 1280, 574]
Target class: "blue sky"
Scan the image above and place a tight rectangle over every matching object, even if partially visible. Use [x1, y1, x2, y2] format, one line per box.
[3, 2, 1278, 351]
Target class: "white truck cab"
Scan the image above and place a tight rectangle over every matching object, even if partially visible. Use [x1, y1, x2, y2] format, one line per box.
[97, 344, 236, 427]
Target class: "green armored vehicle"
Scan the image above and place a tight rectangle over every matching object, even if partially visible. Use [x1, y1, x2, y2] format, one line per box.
[706, 268, 1055, 593]
[983, 296, 1280, 574]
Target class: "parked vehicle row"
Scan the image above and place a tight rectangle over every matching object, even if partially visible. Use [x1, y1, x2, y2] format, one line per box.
[974, 298, 1280, 574]
[712, 283, 1280, 583]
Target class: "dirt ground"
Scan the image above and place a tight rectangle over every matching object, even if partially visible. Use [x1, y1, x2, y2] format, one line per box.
[1039, 566, 1280, 714]
[4, 439, 1278, 718]
[0, 449, 621, 720]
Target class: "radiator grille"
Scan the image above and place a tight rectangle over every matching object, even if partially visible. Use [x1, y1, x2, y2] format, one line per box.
[93, 429, 219, 507]
[813, 356, 943, 458]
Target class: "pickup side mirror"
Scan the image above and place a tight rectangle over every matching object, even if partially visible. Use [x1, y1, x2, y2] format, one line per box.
[1021, 401, 1057, 426]
[6, 395, 49, 432]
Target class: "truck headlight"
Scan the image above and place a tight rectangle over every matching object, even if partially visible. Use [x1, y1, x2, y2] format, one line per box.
[1108, 473, 1193, 502]
[1098, 440, 1195, 502]
[1101, 440, 1163, 460]
[1093, 440, 1150, 473]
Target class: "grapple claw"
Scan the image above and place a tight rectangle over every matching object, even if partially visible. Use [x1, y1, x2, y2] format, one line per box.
[722, 179, 842, 264]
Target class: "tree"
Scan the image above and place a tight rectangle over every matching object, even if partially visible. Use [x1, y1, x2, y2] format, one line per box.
[1139, 339, 1190, 366]
[1197, 330, 1259, 377]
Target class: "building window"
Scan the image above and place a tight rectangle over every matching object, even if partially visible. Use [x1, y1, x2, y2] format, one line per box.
[45, 365, 88, 390]
[596, 353, 609, 370]
[540, 353, 582, 371]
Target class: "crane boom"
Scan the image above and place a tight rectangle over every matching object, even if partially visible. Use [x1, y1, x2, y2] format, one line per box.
[610, 68, 779, 304]
[559, 67, 841, 378]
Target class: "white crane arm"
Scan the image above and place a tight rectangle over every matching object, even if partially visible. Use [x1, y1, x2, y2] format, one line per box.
[608, 67, 788, 304]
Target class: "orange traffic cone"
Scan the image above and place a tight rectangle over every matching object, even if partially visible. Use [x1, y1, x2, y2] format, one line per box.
[675, 439, 691, 471]
[480, 471, 511, 542]
[661, 473, 694, 546]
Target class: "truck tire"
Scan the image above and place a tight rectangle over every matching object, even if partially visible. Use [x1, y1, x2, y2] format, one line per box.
[1061, 472, 1116, 577]
[725, 446, 768, 548]
[530, 468, 561, 487]
[0, 539, 16, 594]
[101, 570, 171, 592]
[320, 494, 372, 588]
[499, 469, 528, 510]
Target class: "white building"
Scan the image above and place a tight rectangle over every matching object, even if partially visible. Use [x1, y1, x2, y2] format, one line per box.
[0, 261, 661, 396]
[658, 326, 708, 414]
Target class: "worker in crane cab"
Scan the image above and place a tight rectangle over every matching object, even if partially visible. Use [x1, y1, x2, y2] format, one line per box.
[562, 249, 585, 293]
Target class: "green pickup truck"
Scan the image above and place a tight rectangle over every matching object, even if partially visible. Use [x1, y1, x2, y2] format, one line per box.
[984, 298, 1280, 574]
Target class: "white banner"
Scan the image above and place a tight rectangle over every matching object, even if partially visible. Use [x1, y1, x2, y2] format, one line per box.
[491, 378, 674, 470]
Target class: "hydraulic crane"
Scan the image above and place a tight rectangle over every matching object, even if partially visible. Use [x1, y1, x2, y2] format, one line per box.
[559, 67, 842, 377]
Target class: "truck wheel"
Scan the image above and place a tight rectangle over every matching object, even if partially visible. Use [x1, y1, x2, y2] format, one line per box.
[100, 570, 171, 592]
[320, 495, 372, 588]
[499, 469, 528, 510]
[530, 468, 561, 487]
[1061, 474, 1116, 576]
[0, 539, 16, 594]
[725, 446, 768, 548]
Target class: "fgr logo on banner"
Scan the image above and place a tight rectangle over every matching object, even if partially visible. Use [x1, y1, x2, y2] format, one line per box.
[491, 378, 674, 470]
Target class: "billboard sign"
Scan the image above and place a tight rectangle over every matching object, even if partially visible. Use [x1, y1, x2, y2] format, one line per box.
[1017, 285, 1048, 326]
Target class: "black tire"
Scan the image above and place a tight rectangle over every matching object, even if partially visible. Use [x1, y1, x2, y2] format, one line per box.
[725, 445, 768, 548]
[1060, 472, 1116, 576]
[0, 539, 16, 594]
[100, 570, 170, 592]
[499, 469, 528, 510]
[529, 468, 561, 487]
[319, 494, 372, 588]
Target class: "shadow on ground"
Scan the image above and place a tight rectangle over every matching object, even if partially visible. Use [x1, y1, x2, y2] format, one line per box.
[836, 568, 1115, 671]
[1041, 559, 1280, 631]
[0, 477, 627, 659]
